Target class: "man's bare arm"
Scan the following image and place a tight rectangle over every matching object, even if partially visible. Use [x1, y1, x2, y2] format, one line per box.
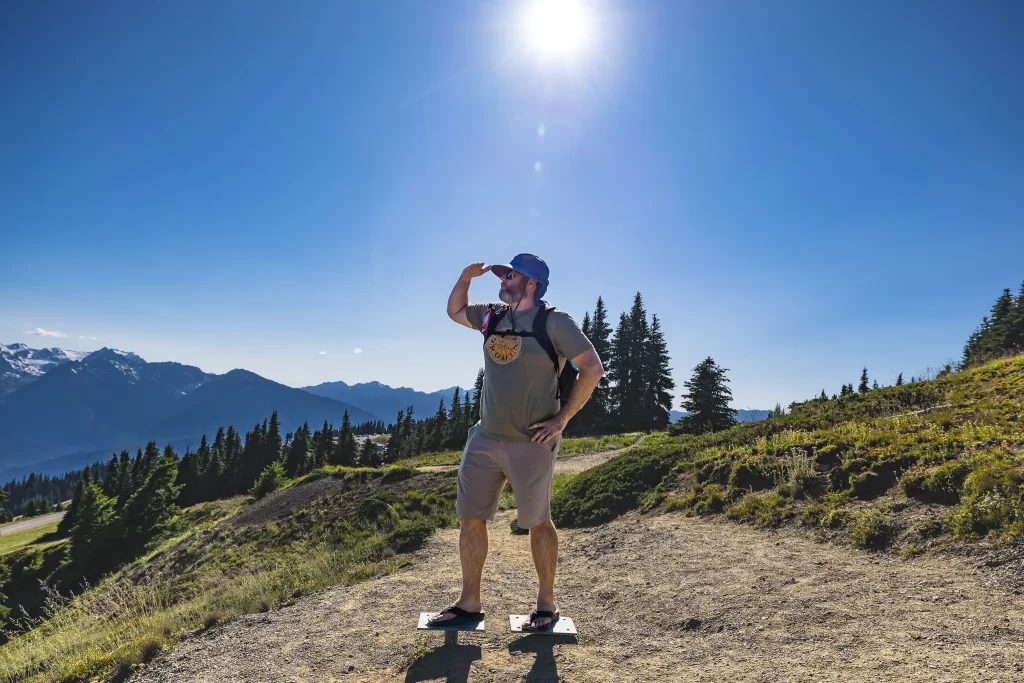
[447, 262, 491, 328]
[529, 348, 605, 443]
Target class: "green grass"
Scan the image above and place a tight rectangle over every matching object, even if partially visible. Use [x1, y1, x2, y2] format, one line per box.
[397, 450, 463, 467]
[0, 471, 457, 683]
[396, 433, 641, 468]
[0, 522, 63, 558]
[551, 355, 1024, 548]
[556, 433, 641, 458]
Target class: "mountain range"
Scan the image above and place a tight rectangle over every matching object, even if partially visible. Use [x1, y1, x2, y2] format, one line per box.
[302, 380, 459, 425]
[0, 347, 377, 479]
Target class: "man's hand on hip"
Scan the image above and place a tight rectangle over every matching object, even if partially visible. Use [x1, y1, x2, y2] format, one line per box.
[528, 415, 567, 444]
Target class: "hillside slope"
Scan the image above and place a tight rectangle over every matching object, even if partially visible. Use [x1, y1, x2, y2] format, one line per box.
[127, 508, 1023, 682]
[554, 356, 1024, 555]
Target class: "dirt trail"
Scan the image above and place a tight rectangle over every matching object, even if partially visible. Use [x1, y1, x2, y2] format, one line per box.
[132, 454, 1024, 683]
[0, 510, 63, 536]
[416, 439, 641, 476]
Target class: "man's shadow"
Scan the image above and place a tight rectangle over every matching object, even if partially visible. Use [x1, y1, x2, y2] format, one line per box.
[404, 643, 482, 683]
[508, 634, 578, 683]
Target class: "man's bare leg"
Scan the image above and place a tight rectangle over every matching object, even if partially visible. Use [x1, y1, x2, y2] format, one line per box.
[430, 517, 488, 623]
[529, 520, 558, 627]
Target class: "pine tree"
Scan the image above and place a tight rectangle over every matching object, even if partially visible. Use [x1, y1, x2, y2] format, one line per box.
[472, 369, 484, 424]
[56, 468, 90, 536]
[624, 293, 651, 430]
[581, 311, 591, 339]
[445, 387, 463, 449]
[266, 411, 283, 467]
[461, 391, 473, 431]
[116, 449, 132, 503]
[141, 441, 160, 481]
[385, 410, 404, 462]
[963, 284, 1024, 365]
[1007, 281, 1024, 352]
[120, 446, 182, 555]
[203, 428, 227, 501]
[128, 449, 144, 497]
[312, 420, 332, 469]
[103, 455, 120, 498]
[358, 437, 378, 467]
[872, 379, 880, 390]
[677, 357, 736, 434]
[401, 407, 417, 459]
[285, 422, 311, 477]
[820, 389, 828, 401]
[984, 288, 1016, 356]
[575, 296, 612, 434]
[896, 373, 904, 386]
[858, 368, 870, 394]
[607, 312, 633, 430]
[428, 398, 448, 452]
[223, 425, 242, 492]
[332, 410, 358, 466]
[67, 478, 116, 573]
[640, 314, 674, 430]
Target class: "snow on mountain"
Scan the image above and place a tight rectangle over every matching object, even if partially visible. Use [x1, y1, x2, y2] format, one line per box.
[0, 343, 88, 396]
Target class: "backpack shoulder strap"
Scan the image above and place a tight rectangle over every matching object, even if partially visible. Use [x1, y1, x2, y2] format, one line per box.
[482, 304, 508, 338]
[533, 305, 559, 371]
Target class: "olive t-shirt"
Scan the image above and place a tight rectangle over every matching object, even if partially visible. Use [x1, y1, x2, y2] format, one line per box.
[465, 303, 594, 442]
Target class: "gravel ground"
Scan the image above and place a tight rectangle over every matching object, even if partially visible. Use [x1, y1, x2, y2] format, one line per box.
[130, 509, 1024, 682]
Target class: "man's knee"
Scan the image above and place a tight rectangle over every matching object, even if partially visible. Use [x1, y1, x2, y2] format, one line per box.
[461, 516, 488, 530]
[528, 519, 556, 535]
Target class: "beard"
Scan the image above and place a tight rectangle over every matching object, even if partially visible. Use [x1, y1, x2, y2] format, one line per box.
[498, 278, 529, 305]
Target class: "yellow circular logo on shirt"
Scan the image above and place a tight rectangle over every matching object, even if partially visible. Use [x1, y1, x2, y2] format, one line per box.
[487, 334, 521, 364]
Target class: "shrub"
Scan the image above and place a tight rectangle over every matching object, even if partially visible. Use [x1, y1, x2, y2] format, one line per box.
[776, 449, 822, 499]
[729, 459, 777, 492]
[901, 461, 970, 504]
[551, 444, 682, 527]
[725, 492, 793, 528]
[801, 491, 852, 529]
[849, 510, 896, 549]
[663, 483, 728, 516]
[950, 458, 1024, 540]
[250, 462, 286, 500]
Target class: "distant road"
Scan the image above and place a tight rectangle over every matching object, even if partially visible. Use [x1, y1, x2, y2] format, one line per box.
[0, 511, 64, 536]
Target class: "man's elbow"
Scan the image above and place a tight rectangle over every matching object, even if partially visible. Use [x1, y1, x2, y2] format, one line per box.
[578, 355, 605, 378]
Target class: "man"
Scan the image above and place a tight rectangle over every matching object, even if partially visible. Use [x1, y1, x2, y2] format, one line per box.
[430, 253, 604, 631]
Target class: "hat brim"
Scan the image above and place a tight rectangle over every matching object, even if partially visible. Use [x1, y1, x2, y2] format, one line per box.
[491, 264, 514, 278]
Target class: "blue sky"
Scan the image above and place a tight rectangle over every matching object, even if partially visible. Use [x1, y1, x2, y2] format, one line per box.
[2, 0, 1022, 410]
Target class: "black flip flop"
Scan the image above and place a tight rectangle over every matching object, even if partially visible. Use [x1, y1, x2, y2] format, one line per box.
[427, 605, 485, 626]
[521, 609, 560, 632]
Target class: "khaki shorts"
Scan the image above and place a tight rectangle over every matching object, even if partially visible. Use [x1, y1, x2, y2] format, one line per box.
[456, 424, 562, 530]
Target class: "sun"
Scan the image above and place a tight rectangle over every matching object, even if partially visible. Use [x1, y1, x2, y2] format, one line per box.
[521, 0, 594, 62]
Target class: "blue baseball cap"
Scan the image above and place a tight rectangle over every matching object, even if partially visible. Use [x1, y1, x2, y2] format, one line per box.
[492, 253, 549, 302]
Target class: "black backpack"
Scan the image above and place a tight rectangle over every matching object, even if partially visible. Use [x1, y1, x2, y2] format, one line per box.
[481, 303, 579, 407]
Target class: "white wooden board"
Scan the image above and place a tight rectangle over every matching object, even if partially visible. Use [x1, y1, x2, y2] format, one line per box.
[509, 614, 577, 635]
[417, 612, 486, 632]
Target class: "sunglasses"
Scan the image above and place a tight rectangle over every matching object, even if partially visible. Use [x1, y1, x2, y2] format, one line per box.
[501, 270, 516, 280]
